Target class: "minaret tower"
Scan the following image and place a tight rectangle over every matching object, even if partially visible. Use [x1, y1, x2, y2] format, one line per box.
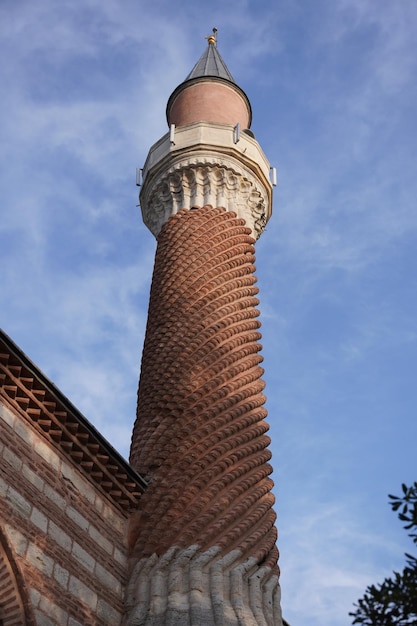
[126, 30, 283, 626]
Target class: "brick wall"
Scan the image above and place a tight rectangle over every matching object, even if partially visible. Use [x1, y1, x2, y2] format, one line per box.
[0, 401, 129, 626]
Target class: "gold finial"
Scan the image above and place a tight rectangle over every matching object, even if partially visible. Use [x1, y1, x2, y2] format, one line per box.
[206, 27, 217, 45]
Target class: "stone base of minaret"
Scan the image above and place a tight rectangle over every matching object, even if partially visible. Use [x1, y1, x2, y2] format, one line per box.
[125, 545, 283, 626]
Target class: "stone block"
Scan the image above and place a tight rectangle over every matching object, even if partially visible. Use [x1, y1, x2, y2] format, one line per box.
[95, 562, 121, 595]
[0, 475, 8, 498]
[66, 506, 89, 531]
[97, 598, 123, 624]
[69, 576, 98, 611]
[44, 484, 67, 510]
[113, 546, 127, 566]
[26, 542, 54, 577]
[100, 501, 125, 532]
[48, 520, 72, 551]
[88, 524, 113, 555]
[0, 402, 15, 427]
[3, 447, 23, 471]
[31, 507, 48, 533]
[22, 463, 45, 491]
[5, 524, 28, 557]
[34, 609, 59, 626]
[7, 486, 31, 518]
[72, 541, 95, 573]
[61, 461, 96, 504]
[39, 595, 68, 625]
[29, 587, 41, 608]
[13, 417, 36, 446]
[34, 438, 60, 471]
[54, 563, 69, 589]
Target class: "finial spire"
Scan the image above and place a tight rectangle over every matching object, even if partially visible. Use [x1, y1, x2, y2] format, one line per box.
[206, 27, 217, 46]
[182, 28, 235, 83]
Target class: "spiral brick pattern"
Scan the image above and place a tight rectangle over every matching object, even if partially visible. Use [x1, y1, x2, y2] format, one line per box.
[130, 206, 278, 574]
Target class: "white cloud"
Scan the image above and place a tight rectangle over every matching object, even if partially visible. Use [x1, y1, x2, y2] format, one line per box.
[1, 3, 416, 626]
[279, 498, 411, 626]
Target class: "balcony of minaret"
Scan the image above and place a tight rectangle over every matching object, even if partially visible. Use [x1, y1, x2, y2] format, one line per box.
[139, 121, 273, 240]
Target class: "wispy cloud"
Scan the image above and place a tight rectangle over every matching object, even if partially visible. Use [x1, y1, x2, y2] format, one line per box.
[1, 2, 416, 625]
[279, 497, 412, 626]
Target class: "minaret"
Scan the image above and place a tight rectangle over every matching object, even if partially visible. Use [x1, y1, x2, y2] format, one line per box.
[126, 30, 283, 626]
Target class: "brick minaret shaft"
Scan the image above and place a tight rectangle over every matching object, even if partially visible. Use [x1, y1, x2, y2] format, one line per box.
[127, 31, 283, 626]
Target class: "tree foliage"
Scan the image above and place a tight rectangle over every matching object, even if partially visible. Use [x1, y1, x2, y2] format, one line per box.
[350, 482, 417, 626]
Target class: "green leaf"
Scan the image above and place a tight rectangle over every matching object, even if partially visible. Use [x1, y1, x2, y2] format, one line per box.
[351, 482, 417, 626]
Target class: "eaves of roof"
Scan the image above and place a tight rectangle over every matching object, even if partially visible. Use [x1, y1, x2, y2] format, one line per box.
[0, 329, 148, 512]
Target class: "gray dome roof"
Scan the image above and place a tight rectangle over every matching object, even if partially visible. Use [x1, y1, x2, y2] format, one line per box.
[185, 33, 235, 83]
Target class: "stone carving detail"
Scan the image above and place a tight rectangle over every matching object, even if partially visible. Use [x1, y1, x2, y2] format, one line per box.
[125, 545, 283, 626]
[140, 159, 269, 239]
[129, 207, 280, 624]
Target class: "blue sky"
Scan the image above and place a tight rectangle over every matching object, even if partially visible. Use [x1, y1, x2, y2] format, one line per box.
[1, 1, 416, 624]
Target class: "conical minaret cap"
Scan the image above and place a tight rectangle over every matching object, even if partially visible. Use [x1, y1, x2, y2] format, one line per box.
[166, 29, 252, 129]
[185, 29, 235, 82]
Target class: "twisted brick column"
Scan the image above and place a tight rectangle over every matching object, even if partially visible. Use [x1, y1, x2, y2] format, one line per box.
[127, 206, 282, 626]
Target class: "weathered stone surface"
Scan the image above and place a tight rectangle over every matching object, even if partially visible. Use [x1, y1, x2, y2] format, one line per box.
[139, 122, 272, 239]
[125, 545, 283, 626]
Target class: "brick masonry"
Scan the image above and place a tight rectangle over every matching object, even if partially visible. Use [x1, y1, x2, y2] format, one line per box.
[168, 81, 251, 128]
[130, 206, 278, 571]
[0, 400, 129, 626]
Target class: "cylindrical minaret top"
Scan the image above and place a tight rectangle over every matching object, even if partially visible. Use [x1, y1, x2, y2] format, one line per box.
[140, 29, 274, 240]
[166, 28, 252, 128]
